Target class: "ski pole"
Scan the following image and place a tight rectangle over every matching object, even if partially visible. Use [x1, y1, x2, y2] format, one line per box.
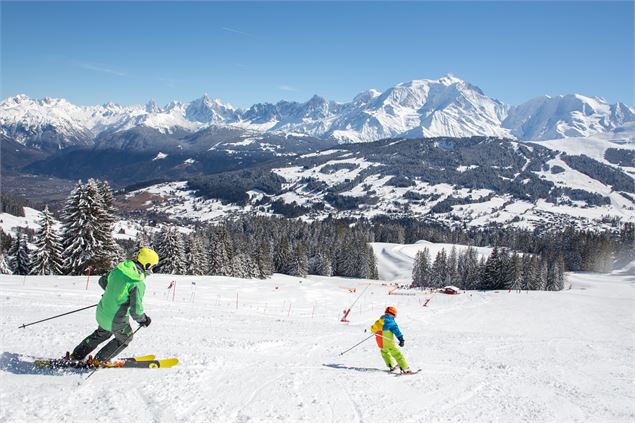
[339, 333, 374, 356]
[18, 304, 98, 329]
[84, 326, 143, 380]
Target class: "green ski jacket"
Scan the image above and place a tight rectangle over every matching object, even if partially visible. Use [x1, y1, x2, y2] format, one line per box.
[96, 260, 147, 331]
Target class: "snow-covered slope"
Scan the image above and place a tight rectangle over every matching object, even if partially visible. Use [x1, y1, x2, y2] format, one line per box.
[0, 207, 44, 234]
[0, 268, 632, 422]
[504, 94, 635, 141]
[531, 123, 635, 175]
[3, 76, 633, 149]
[372, 241, 493, 282]
[124, 137, 634, 231]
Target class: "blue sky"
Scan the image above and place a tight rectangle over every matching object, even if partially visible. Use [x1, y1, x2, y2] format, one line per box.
[2, 1, 633, 107]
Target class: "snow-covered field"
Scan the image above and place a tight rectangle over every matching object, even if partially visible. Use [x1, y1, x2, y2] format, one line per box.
[1, 267, 633, 422]
[372, 240, 493, 282]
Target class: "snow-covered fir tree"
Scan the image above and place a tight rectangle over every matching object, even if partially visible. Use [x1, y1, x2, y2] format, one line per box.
[135, 228, 153, 251]
[527, 256, 545, 290]
[256, 240, 274, 278]
[30, 205, 63, 275]
[457, 247, 480, 289]
[412, 248, 431, 287]
[0, 253, 12, 274]
[231, 253, 249, 278]
[185, 235, 208, 275]
[507, 251, 523, 291]
[11, 234, 31, 275]
[156, 228, 187, 274]
[289, 243, 308, 277]
[447, 247, 458, 286]
[481, 247, 501, 290]
[273, 236, 292, 274]
[60, 180, 118, 275]
[431, 249, 448, 288]
[209, 228, 233, 276]
[95, 179, 122, 263]
[367, 245, 379, 280]
[309, 250, 333, 276]
[6, 234, 19, 271]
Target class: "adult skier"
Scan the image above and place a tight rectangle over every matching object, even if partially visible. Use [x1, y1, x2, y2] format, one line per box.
[67, 247, 159, 363]
[371, 306, 411, 373]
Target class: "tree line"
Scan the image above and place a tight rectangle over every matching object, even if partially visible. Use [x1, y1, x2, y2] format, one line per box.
[1, 179, 630, 288]
[412, 246, 565, 291]
[144, 217, 379, 280]
[1, 179, 121, 276]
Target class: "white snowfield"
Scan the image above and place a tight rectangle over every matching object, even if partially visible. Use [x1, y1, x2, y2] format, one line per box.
[0, 268, 633, 422]
[371, 241, 493, 282]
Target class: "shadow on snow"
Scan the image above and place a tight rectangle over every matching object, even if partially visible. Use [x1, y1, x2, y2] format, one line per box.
[0, 352, 87, 376]
[322, 363, 387, 373]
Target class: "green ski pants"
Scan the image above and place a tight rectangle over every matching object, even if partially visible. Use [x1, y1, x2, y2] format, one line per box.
[380, 344, 408, 369]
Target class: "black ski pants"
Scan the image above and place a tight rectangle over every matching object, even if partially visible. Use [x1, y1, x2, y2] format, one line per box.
[71, 323, 133, 361]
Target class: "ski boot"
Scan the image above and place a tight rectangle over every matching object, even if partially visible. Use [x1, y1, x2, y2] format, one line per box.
[400, 367, 412, 374]
[388, 364, 399, 372]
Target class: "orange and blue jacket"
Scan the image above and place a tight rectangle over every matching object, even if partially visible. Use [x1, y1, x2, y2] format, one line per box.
[371, 314, 403, 348]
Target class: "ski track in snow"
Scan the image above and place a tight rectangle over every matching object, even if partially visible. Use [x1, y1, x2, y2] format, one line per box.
[0, 269, 633, 422]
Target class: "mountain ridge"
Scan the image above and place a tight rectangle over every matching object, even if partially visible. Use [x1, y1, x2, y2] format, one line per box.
[2, 75, 633, 151]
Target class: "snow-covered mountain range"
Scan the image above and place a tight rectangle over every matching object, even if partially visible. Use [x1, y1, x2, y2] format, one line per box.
[2, 75, 633, 151]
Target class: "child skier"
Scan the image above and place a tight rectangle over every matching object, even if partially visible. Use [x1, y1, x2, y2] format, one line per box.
[371, 306, 411, 373]
[68, 247, 159, 363]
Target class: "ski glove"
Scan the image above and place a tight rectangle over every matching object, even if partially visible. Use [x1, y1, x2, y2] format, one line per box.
[398, 336, 405, 347]
[139, 315, 152, 327]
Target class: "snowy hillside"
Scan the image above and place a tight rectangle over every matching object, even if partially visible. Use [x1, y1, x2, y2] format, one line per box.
[0, 268, 633, 422]
[0, 207, 44, 234]
[3, 76, 633, 150]
[372, 241, 493, 282]
[123, 137, 635, 231]
[504, 95, 635, 141]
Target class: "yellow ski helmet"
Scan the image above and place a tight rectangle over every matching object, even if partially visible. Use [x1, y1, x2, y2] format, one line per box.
[137, 247, 159, 272]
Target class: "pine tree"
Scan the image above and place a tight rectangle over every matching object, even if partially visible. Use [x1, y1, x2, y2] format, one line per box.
[336, 237, 358, 277]
[447, 247, 458, 286]
[309, 250, 332, 276]
[95, 179, 121, 263]
[482, 247, 501, 290]
[231, 253, 250, 278]
[60, 181, 113, 275]
[273, 236, 292, 274]
[156, 228, 187, 274]
[507, 251, 523, 291]
[245, 253, 260, 278]
[527, 256, 544, 290]
[497, 248, 513, 290]
[412, 248, 431, 287]
[521, 254, 532, 291]
[431, 249, 448, 288]
[12, 234, 31, 275]
[185, 235, 207, 275]
[0, 254, 11, 274]
[256, 240, 274, 278]
[289, 244, 308, 277]
[555, 255, 566, 290]
[209, 229, 233, 276]
[135, 229, 153, 251]
[458, 247, 480, 289]
[6, 233, 20, 272]
[367, 246, 379, 280]
[476, 256, 488, 290]
[30, 206, 63, 275]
